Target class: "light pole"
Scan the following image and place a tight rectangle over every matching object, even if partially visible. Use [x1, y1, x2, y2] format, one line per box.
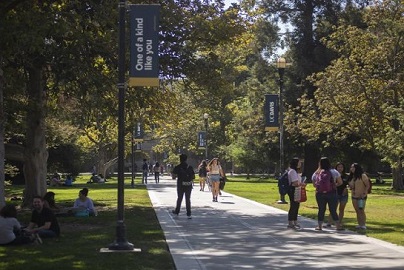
[107, 0, 134, 251]
[131, 127, 135, 188]
[203, 113, 209, 160]
[277, 57, 286, 174]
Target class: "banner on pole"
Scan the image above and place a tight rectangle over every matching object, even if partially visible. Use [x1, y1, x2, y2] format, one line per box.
[129, 5, 160, 87]
[135, 143, 142, 152]
[198, 131, 206, 149]
[133, 122, 144, 142]
[264, 94, 279, 131]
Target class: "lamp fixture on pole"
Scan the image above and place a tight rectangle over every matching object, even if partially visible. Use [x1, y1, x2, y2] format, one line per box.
[277, 57, 286, 174]
[203, 113, 209, 160]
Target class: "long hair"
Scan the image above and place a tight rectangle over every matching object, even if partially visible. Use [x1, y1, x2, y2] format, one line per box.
[349, 163, 364, 180]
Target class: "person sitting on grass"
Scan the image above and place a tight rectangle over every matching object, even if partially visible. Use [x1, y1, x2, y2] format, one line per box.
[73, 188, 97, 216]
[63, 174, 73, 186]
[25, 196, 60, 239]
[50, 172, 62, 186]
[0, 204, 40, 245]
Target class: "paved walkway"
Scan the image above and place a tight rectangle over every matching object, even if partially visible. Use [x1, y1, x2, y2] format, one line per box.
[147, 175, 404, 270]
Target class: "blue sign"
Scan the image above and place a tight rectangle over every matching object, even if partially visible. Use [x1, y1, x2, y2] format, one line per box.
[264, 94, 279, 131]
[198, 131, 206, 149]
[134, 122, 144, 142]
[129, 5, 160, 87]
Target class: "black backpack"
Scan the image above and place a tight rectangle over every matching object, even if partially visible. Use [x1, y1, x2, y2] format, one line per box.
[278, 170, 290, 195]
[178, 165, 193, 186]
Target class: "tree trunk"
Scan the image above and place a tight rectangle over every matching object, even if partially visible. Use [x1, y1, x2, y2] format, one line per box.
[302, 142, 321, 181]
[23, 65, 48, 206]
[391, 159, 403, 190]
[0, 56, 5, 208]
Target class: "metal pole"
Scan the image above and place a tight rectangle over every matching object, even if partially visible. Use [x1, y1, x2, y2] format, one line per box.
[109, 0, 133, 250]
[204, 117, 208, 160]
[278, 68, 284, 173]
[131, 130, 135, 188]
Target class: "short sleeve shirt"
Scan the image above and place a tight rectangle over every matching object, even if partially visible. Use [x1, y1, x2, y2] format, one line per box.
[31, 207, 60, 236]
[288, 169, 300, 185]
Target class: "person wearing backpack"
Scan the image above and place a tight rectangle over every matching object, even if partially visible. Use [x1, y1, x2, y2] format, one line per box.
[198, 160, 208, 191]
[312, 157, 343, 231]
[287, 157, 305, 229]
[171, 154, 195, 219]
[347, 163, 370, 231]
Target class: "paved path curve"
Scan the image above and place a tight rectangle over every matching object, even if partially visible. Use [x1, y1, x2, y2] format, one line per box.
[147, 175, 404, 270]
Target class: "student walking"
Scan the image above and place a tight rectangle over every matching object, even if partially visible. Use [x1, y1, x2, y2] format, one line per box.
[207, 158, 225, 202]
[142, 159, 148, 184]
[154, 161, 161, 183]
[171, 154, 195, 219]
[198, 160, 208, 191]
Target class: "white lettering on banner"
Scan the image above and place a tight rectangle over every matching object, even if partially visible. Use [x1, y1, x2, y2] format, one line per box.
[145, 40, 153, 71]
[269, 101, 275, 122]
[135, 18, 144, 71]
[135, 18, 143, 36]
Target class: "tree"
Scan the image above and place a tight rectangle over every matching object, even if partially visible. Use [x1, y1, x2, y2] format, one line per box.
[297, 0, 404, 189]
[0, 0, 120, 204]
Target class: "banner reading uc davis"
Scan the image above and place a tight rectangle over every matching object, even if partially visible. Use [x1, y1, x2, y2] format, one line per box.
[129, 5, 160, 87]
[264, 94, 279, 131]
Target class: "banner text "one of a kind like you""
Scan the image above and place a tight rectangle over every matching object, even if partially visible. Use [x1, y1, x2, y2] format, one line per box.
[129, 5, 160, 87]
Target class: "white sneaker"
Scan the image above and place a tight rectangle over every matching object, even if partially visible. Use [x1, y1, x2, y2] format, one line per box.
[187, 215, 192, 219]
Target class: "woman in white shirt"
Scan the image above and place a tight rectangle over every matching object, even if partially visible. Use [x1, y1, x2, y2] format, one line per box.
[73, 188, 97, 216]
[287, 158, 304, 229]
[0, 204, 35, 245]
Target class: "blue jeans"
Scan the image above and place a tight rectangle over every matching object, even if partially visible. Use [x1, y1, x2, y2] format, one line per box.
[37, 229, 57, 238]
[142, 170, 148, 184]
[316, 192, 338, 223]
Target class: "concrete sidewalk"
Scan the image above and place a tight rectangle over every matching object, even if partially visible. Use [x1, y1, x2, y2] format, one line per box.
[147, 175, 404, 270]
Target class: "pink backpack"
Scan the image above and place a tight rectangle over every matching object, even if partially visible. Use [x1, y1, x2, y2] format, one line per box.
[315, 170, 335, 193]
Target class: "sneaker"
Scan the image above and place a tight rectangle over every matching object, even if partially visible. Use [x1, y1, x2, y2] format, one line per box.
[359, 225, 367, 230]
[287, 224, 296, 229]
[187, 215, 192, 219]
[171, 210, 178, 216]
[325, 223, 332, 228]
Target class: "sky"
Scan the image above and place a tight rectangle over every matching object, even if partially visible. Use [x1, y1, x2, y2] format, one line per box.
[224, 0, 237, 8]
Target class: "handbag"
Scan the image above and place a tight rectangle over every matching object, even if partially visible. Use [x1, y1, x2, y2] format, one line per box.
[294, 186, 307, 203]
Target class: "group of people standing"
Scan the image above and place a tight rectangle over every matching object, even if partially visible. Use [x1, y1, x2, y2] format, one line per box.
[286, 157, 371, 231]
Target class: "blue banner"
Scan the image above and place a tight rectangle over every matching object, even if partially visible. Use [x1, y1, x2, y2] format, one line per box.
[133, 122, 144, 142]
[198, 131, 206, 149]
[264, 94, 279, 131]
[129, 5, 160, 87]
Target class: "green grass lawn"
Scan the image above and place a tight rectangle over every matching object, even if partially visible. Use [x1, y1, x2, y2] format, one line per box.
[224, 175, 404, 246]
[2, 174, 404, 270]
[1, 175, 175, 270]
